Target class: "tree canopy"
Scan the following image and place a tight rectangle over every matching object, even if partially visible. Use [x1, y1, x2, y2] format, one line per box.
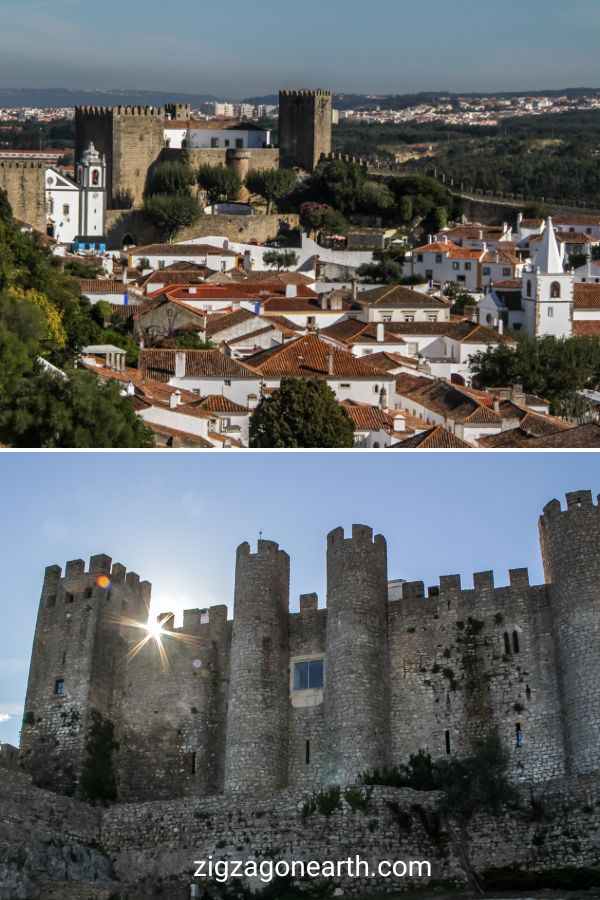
[146, 161, 195, 197]
[197, 164, 242, 205]
[245, 168, 297, 214]
[249, 378, 355, 448]
[142, 193, 200, 242]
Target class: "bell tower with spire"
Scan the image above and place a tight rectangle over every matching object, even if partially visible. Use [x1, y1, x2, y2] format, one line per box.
[76, 142, 107, 243]
[521, 217, 573, 338]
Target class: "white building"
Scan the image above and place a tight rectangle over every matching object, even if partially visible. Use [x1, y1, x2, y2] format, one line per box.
[45, 142, 107, 246]
[164, 121, 271, 150]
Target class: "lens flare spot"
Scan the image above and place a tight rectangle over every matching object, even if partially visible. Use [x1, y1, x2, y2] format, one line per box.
[96, 575, 111, 589]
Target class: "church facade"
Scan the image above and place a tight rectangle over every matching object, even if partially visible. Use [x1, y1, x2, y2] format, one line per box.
[44, 142, 107, 249]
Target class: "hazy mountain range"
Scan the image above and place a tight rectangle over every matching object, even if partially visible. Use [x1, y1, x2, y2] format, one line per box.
[1, 87, 600, 111]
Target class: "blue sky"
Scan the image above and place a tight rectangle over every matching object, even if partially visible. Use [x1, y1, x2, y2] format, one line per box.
[0, 0, 599, 97]
[0, 451, 597, 746]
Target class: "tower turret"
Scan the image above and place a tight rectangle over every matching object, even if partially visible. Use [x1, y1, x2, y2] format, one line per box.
[224, 539, 290, 793]
[278, 90, 332, 172]
[324, 525, 390, 784]
[539, 490, 600, 775]
[20, 556, 151, 795]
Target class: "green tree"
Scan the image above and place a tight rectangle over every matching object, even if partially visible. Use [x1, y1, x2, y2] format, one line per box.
[263, 249, 300, 271]
[245, 168, 297, 213]
[196, 164, 242, 205]
[0, 368, 155, 448]
[0, 188, 13, 222]
[143, 194, 200, 242]
[299, 202, 348, 239]
[146, 161, 194, 197]
[250, 378, 355, 448]
[0, 289, 46, 396]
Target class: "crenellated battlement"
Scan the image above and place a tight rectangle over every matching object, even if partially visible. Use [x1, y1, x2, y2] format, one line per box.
[542, 490, 599, 519]
[75, 105, 164, 117]
[0, 160, 45, 170]
[279, 90, 332, 97]
[42, 555, 151, 601]
[327, 523, 386, 548]
[398, 567, 532, 604]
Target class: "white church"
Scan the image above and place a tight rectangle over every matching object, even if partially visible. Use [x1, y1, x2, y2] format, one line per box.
[44, 142, 107, 250]
[478, 219, 574, 339]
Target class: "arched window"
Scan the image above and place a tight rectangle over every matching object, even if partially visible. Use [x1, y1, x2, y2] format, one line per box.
[92, 169, 99, 186]
[550, 281, 561, 299]
[512, 630, 520, 654]
[526, 279, 532, 298]
[503, 632, 511, 655]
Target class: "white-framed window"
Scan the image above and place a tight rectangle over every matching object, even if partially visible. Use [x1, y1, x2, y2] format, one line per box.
[404, 314, 414, 322]
[293, 658, 324, 691]
[427, 314, 437, 322]
[482, 267, 491, 276]
[407, 342, 418, 355]
[339, 382, 351, 389]
[158, 261, 165, 269]
[224, 379, 232, 387]
[502, 267, 511, 276]
[382, 314, 392, 322]
[452, 261, 460, 270]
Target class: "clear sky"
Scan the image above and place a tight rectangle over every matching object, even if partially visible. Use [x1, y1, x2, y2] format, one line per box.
[0, 0, 599, 98]
[0, 451, 597, 747]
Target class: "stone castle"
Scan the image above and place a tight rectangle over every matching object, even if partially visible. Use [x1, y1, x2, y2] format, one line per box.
[19, 489, 600, 804]
[0, 90, 332, 239]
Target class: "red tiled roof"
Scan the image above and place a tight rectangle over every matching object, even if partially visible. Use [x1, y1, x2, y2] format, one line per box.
[574, 283, 600, 310]
[573, 320, 600, 337]
[393, 425, 473, 448]
[246, 334, 395, 380]
[139, 349, 258, 382]
[341, 400, 394, 432]
[78, 279, 127, 294]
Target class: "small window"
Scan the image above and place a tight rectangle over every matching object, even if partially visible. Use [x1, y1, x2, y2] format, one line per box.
[527, 279, 532, 298]
[435, 254, 442, 264]
[586, 228, 592, 235]
[516, 723, 523, 747]
[526, 684, 532, 702]
[404, 314, 414, 322]
[550, 282, 561, 299]
[293, 659, 324, 691]
[339, 382, 351, 389]
[305, 739, 311, 765]
[54, 679, 65, 695]
[65, 592, 74, 604]
[382, 314, 392, 322]
[445, 730, 451, 754]
[224, 379, 232, 387]
[512, 630, 520, 654]
[482, 267, 491, 276]
[465, 262, 472, 271]
[547, 307, 554, 318]
[85, 587, 93, 599]
[452, 261, 460, 270]
[46, 594, 57, 608]
[236, 139, 244, 149]
[416, 253, 423, 263]
[211, 138, 219, 148]
[503, 632, 511, 655]
[502, 267, 511, 277]
[158, 261, 165, 269]
[62, 204, 69, 217]
[427, 314, 437, 322]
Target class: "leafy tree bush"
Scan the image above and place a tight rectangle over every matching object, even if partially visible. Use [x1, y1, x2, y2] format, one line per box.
[362, 730, 515, 819]
[0, 368, 155, 448]
[197, 164, 242, 205]
[245, 168, 297, 213]
[146, 161, 195, 197]
[263, 249, 299, 270]
[299, 202, 348, 239]
[0, 290, 47, 395]
[249, 378, 355, 448]
[470, 333, 600, 415]
[143, 193, 200, 242]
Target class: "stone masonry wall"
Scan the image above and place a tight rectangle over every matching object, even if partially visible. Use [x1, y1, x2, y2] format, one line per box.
[0, 161, 46, 230]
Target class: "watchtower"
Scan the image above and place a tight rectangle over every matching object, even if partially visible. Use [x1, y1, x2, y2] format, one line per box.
[324, 525, 390, 784]
[224, 540, 290, 793]
[75, 105, 165, 209]
[539, 490, 600, 775]
[278, 90, 332, 172]
[20, 556, 151, 795]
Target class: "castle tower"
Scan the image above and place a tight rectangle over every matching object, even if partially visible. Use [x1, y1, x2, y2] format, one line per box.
[76, 142, 107, 240]
[324, 525, 391, 784]
[20, 556, 151, 796]
[225, 148, 251, 202]
[539, 490, 600, 775]
[224, 540, 290, 794]
[278, 90, 332, 172]
[75, 105, 165, 209]
[522, 218, 573, 338]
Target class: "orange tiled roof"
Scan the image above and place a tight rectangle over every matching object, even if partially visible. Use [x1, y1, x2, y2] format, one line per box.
[246, 334, 395, 380]
[139, 349, 258, 382]
[574, 283, 600, 310]
[393, 425, 473, 448]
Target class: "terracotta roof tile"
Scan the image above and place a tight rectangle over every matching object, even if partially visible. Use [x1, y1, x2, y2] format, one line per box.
[246, 334, 395, 380]
[139, 349, 258, 382]
[357, 284, 450, 309]
[574, 283, 600, 310]
[393, 425, 473, 448]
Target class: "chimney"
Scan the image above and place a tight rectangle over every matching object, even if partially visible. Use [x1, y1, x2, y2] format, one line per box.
[502, 222, 508, 235]
[478, 230, 484, 241]
[376, 322, 385, 343]
[497, 318, 504, 335]
[175, 351, 186, 379]
[352, 279, 358, 300]
[320, 293, 329, 310]
[122, 267, 127, 285]
[511, 383, 526, 406]
[379, 384, 388, 409]
[285, 284, 297, 298]
[169, 389, 181, 409]
[327, 350, 334, 376]
[188, 286, 197, 295]
[517, 212, 523, 226]
[493, 399, 500, 413]
[247, 393, 258, 411]
[428, 234, 433, 244]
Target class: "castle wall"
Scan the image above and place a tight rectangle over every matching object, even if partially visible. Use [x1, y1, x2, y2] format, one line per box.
[161, 146, 279, 171]
[0, 160, 46, 230]
[287, 600, 327, 789]
[387, 573, 566, 783]
[114, 605, 231, 801]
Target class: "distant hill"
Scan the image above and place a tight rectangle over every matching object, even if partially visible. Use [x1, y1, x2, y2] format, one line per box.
[244, 88, 600, 111]
[0, 88, 221, 109]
